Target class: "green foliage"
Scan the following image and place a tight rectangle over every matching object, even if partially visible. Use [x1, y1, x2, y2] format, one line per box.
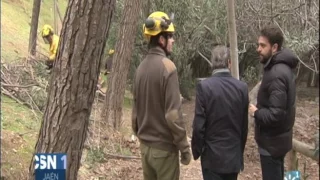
[284, 31, 319, 58]
[104, 0, 232, 98]
[242, 66, 259, 84]
[87, 147, 105, 164]
[115, 144, 133, 156]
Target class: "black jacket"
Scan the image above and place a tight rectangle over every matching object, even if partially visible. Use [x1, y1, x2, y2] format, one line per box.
[191, 70, 249, 174]
[254, 48, 298, 157]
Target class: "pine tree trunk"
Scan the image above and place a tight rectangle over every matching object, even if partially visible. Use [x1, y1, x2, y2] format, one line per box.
[143, 0, 151, 19]
[248, 81, 261, 130]
[53, 0, 58, 34]
[101, 0, 142, 130]
[28, 0, 41, 56]
[226, 0, 239, 79]
[28, 0, 116, 179]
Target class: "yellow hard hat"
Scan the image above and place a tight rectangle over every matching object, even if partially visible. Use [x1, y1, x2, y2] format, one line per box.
[143, 11, 175, 41]
[42, 24, 54, 37]
[108, 49, 114, 55]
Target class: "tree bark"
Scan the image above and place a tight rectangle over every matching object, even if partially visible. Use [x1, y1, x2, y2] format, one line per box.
[226, 0, 239, 79]
[28, 0, 116, 179]
[143, 0, 151, 19]
[28, 0, 42, 56]
[102, 0, 142, 130]
[248, 81, 261, 129]
[53, 0, 58, 34]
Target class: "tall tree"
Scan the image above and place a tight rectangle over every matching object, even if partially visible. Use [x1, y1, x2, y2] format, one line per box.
[226, 0, 239, 79]
[102, 0, 142, 130]
[53, 0, 58, 34]
[28, 0, 116, 179]
[28, 0, 41, 56]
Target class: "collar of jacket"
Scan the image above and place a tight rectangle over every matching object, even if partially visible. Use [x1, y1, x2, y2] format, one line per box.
[211, 68, 232, 77]
[263, 50, 281, 69]
[148, 46, 167, 57]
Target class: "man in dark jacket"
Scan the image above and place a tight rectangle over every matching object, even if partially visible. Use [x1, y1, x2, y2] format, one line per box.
[192, 45, 249, 180]
[249, 25, 298, 180]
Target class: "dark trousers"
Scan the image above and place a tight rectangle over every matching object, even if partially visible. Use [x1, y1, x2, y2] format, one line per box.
[202, 168, 238, 180]
[260, 155, 285, 180]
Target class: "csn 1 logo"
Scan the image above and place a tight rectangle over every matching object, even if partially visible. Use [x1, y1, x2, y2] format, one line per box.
[34, 154, 67, 170]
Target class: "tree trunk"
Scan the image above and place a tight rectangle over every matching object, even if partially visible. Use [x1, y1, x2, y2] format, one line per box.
[226, 0, 239, 79]
[28, 0, 41, 56]
[53, 0, 58, 34]
[143, 0, 151, 19]
[315, 73, 319, 87]
[101, 0, 142, 130]
[307, 70, 313, 87]
[248, 81, 261, 130]
[28, 0, 116, 179]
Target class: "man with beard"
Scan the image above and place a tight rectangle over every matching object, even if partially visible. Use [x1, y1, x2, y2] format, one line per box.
[132, 11, 191, 180]
[249, 25, 298, 180]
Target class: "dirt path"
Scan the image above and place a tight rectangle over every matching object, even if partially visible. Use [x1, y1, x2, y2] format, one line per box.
[79, 90, 319, 180]
[180, 100, 263, 180]
[179, 96, 319, 180]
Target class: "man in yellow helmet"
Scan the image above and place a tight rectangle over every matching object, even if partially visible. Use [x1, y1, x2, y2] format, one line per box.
[131, 11, 191, 180]
[104, 49, 114, 75]
[41, 24, 59, 70]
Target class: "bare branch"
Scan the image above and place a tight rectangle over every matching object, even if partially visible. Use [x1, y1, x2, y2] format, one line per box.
[1, 87, 25, 105]
[104, 152, 141, 160]
[248, 2, 305, 18]
[25, 91, 42, 114]
[197, 51, 212, 67]
[297, 56, 317, 73]
[1, 83, 38, 88]
[204, 25, 213, 34]
[313, 1, 319, 10]
[311, 52, 318, 73]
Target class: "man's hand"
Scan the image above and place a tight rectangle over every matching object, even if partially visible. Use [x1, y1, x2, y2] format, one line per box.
[180, 149, 191, 165]
[249, 104, 258, 117]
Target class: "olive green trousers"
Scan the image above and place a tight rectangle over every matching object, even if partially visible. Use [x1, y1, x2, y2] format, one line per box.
[140, 143, 180, 180]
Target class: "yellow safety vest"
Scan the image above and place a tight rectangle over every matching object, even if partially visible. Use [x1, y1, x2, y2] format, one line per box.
[49, 34, 60, 61]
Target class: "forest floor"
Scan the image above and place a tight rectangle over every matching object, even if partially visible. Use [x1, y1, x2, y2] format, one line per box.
[77, 86, 319, 180]
[1, 84, 319, 180]
[1, 0, 318, 179]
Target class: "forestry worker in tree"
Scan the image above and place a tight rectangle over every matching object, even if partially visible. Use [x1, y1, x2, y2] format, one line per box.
[41, 24, 60, 70]
[249, 25, 298, 180]
[104, 49, 114, 75]
[132, 11, 191, 180]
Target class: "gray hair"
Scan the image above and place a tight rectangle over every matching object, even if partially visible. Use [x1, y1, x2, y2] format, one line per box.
[210, 45, 230, 70]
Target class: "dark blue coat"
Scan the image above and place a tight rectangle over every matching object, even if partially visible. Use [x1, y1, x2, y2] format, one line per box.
[191, 70, 249, 174]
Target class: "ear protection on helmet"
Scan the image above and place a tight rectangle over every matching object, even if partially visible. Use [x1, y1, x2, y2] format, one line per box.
[144, 16, 172, 30]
